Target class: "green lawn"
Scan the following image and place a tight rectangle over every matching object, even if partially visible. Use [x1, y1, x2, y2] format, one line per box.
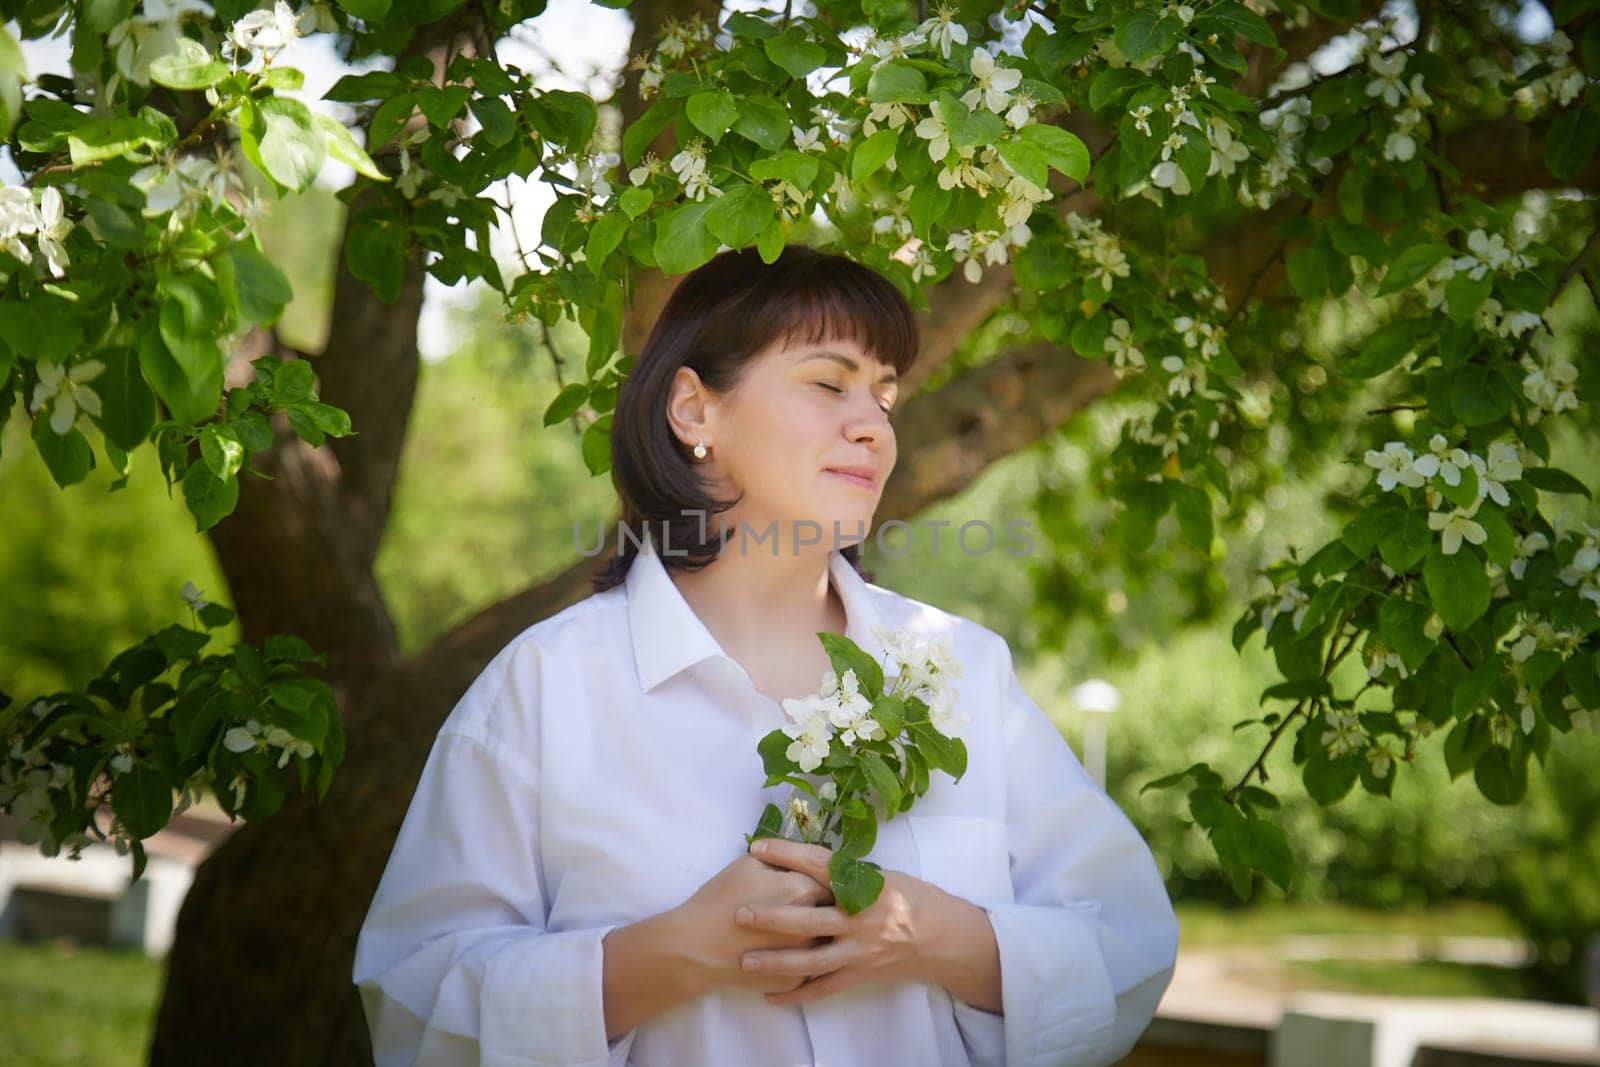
[1175, 899, 1522, 947]
[1285, 958, 1543, 999]
[0, 939, 162, 1067]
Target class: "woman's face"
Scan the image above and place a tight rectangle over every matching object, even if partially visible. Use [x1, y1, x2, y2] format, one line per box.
[669, 334, 899, 554]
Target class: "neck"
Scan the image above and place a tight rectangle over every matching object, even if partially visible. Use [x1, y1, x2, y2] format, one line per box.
[665, 543, 847, 663]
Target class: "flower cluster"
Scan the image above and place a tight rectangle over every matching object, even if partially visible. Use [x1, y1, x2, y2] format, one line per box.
[1321, 708, 1369, 758]
[0, 186, 72, 278]
[1518, 327, 1580, 421]
[778, 624, 967, 774]
[1362, 435, 1525, 556]
[1364, 49, 1432, 163]
[223, 719, 315, 770]
[1507, 29, 1586, 114]
[631, 14, 715, 100]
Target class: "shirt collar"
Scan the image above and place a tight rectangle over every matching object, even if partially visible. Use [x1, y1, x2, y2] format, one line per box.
[625, 535, 887, 694]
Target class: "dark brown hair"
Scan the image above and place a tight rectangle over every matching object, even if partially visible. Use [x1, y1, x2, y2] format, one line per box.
[592, 244, 920, 592]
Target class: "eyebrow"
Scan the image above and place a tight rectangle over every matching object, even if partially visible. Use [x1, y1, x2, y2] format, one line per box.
[799, 351, 899, 385]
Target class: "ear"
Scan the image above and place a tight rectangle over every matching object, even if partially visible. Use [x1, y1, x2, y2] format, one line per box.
[666, 366, 717, 449]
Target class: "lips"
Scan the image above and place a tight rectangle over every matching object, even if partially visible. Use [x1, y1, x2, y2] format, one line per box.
[826, 467, 877, 490]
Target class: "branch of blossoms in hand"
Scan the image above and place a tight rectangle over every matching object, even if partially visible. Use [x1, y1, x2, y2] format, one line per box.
[745, 625, 970, 916]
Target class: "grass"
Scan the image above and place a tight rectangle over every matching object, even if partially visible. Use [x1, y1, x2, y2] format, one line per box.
[1175, 899, 1523, 948]
[0, 938, 162, 1067]
[1284, 958, 1543, 1000]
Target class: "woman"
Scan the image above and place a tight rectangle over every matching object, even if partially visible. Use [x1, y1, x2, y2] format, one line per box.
[353, 245, 1179, 1066]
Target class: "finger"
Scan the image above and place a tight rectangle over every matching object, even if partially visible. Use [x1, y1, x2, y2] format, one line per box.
[764, 968, 853, 1007]
[751, 838, 831, 885]
[736, 903, 847, 939]
[742, 939, 853, 978]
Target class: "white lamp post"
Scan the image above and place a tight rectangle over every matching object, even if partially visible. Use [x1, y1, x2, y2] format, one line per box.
[1070, 679, 1122, 791]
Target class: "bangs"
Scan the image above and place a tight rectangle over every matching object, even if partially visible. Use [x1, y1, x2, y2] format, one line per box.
[730, 255, 920, 379]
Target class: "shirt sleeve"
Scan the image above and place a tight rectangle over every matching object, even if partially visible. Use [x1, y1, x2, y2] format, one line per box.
[352, 662, 639, 1067]
[951, 639, 1179, 1067]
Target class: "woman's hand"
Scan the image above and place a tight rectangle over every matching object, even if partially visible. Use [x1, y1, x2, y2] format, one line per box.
[736, 837, 967, 1007]
[670, 845, 837, 997]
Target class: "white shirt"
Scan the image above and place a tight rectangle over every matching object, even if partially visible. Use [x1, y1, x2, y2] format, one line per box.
[353, 536, 1178, 1067]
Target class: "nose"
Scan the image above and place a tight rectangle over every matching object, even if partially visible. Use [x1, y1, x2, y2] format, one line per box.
[845, 393, 893, 446]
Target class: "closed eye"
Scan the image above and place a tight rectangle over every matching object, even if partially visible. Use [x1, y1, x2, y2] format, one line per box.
[817, 382, 895, 415]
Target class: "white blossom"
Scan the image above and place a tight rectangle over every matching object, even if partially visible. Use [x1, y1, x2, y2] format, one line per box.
[1364, 441, 1426, 491]
[1428, 502, 1487, 555]
[960, 48, 1022, 113]
[918, 3, 968, 60]
[29, 359, 105, 436]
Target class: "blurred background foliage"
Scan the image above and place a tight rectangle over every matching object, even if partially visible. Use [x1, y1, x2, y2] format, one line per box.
[3, 183, 1598, 1005]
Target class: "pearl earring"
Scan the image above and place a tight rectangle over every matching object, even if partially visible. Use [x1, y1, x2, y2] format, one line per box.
[693, 442, 709, 460]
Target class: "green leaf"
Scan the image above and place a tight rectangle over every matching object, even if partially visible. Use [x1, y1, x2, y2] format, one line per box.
[272, 359, 315, 406]
[686, 90, 740, 141]
[1199, 2, 1278, 47]
[996, 135, 1048, 189]
[866, 60, 927, 103]
[1172, 483, 1214, 548]
[585, 211, 630, 274]
[173, 690, 226, 762]
[764, 29, 826, 78]
[31, 417, 94, 487]
[1423, 543, 1491, 631]
[752, 726, 796, 777]
[1116, 12, 1178, 64]
[1241, 816, 1293, 892]
[851, 127, 900, 184]
[544, 382, 589, 426]
[137, 326, 220, 426]
[653, 199, 721, 275]
[745, 802, 784, 846]
[91, 345, 156, 452]
[1474, 745, 1527, 804]
[623, 99, 675, 167]
[200, 424, 244, 480]
[334, 0, 393, 21]
[346, 208, 407, 303]
[732, 96, 791, 151]
[859, 752, 902, 815]
[941, 93, 1003, 150]
[1523, 467, 1591, 497]
[1376, 508, 1431, 573]
[416, 84, 470, 128]
[112, 766, 173, 839]
[1443, 715, 1490, 779]
[182, 459, 239, 531]
[149, 37, 227, 90]
[757, 214, 785, 262]
[619, 185, 653, 218]
[1259, 678, 1331, 704]
[829, 849, 885, 916]
[1377, 597, 1433, 670]
[818, 632, 883, 695]
[581, 414, 612, 475]
[228, 242, 295, 326]
[1377, 243, 1451, 296]
[1017, 124, 1089, 182]
[313, 110, 388, 182]
[247, 97, 326, 194]
[1304, 749, 1360, 805]
[1344, 318, 1429, 378]
[704, 183, 776, 249]
[908, 720, 968, 780]
[749, 149, 820, 190]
